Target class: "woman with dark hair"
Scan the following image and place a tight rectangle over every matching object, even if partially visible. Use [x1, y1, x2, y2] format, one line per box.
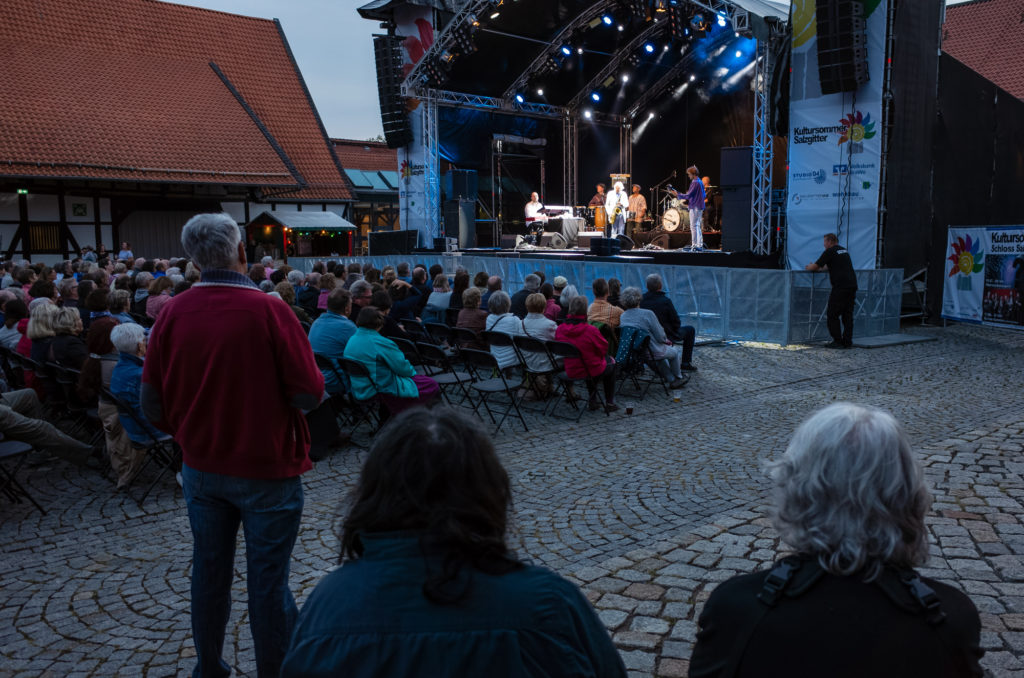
[0, 299, 28, 349]
[145, 276, 174, 319]
[607, 278, 622, 308]
[448, 271, 470, 311]
[539, 282, 560, 321]
[689, 403, 982, 677]
[370, 290, 411, 340]
[554, 295, 618, 413]
[473, 271, 489, 292]
[247, 264, 266, 286]
[281, 408, 626, 678]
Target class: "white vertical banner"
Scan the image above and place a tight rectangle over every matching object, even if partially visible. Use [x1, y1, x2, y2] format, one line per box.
[395, 6, 434, 246]
[786, 0, 888, 271]
[942, 227, 986, 323]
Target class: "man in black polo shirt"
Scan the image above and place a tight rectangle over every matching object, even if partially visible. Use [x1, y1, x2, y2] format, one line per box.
[806, 233, 858, 348]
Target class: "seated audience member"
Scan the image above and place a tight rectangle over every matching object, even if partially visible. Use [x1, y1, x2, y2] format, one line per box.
[423, 274, 452, 324]
[49, 306, 88, 369]
[317, 273, 337, 311]
[410, 267, 432, 316]
[78, 321, 140, 488]
[521, 293, 558, 394]
[287, 269, 307, 296]
[348, 280, 373, 322]
[456, 287, 488, 348]
[689, 403, 983, 678]
[480, 275, 502, 310]
[558, 285, 579, 320]
[552, 275, 567, 306]
[342, 262, 364, 290]
[275, 281, 312, 326]
[131, 272, 153, 316]
[308, 288, 356, 395]
[109, 323, 167, 446]
[386, 280, 420, 323]
[281, 407, 626, 678]
[342, 307, 439, 414]
[619, 286, 687, 389]
[449, 271, 470, 311]
[26, 303, 60, 399]
[428, 263, 444, 284]
[639, 273, 696, 371]
[381, 268, 397, 288]
[84, 288, 118, 342]
[13, 267, 37, 290]
[510, 273, 541, 319]
[247, 264, 266, 287]
[29, 279, 58, 304]
[108, 289, 136, 325]
[588, 278, 624, 329]
[298, 272, 321, 316]
[539, 283, 560, 322]
[472, 271, 489, 292]
[260, 255, 275, 278]
[364, 268, 381, 286]
[371, 290, 411, 341]
[58, 278, 80, 307]
[0, 388, 95, 465]
[555, 296, 617, 412]
[396, 262, 412, 284]
[0, 299, 28, 349]
[482, 291, 521, 370]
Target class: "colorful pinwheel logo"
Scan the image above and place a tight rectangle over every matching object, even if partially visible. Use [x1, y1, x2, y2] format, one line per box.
[838, 111, 876, 145]
[947, 234, 984, 278]
[400, 160, 412, 182]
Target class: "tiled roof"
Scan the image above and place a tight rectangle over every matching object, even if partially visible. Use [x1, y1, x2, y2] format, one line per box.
[0, 0, 352, 200]
[942, 0, 1024, 101]
[331, 139, 398, 173]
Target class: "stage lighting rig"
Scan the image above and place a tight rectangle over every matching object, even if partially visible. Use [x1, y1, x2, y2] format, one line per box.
[668, 4, 684, 41]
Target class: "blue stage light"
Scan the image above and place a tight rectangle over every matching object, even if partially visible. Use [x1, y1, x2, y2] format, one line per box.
[717, 14, 727, 27]
[644, 43, 655, 53]
[602, 15, 613, 25]
[591, 92, 601, 102]
[515, 94, 525, 103]
[561, 45, 572, 56]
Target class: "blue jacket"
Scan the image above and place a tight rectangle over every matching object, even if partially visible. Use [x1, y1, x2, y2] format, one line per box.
[281, 532, 627, 678]
[110, 352, 166, 445]
[308, 311, 357, 394]
[342, 327, 418, 400]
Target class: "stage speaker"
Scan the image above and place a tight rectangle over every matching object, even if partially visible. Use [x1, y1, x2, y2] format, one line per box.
[540, 232, 569, 249]
[720, 147, 753, 253]
[616, 235, 635, 251]
[500, 233, 519, 249]
[815, 0, 868, 95]
[447, 170, 478, 199]
[444, 199, 476, 249]
[589, 237, 621, 257]
[576, 232, 604, 250]
[369, 229, 418, 256]
[720, 146, 753, 187]
[373, 35, 413, 149]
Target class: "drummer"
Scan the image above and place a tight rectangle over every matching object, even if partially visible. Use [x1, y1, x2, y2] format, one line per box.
[626, 184, 647, 239]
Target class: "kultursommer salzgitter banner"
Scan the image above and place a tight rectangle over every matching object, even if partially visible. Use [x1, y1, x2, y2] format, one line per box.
[943, 226, 1024, 329]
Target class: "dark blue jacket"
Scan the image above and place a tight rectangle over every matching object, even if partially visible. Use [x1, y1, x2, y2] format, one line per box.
[281, 533, 626, 678]
[110, 352, 167, 445]
[640, 290, 683, 342]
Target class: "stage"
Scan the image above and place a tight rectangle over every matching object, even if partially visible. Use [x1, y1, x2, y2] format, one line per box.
[455, 246, 779, 269]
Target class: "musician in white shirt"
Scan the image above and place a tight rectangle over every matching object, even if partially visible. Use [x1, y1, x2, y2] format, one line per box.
[524, 192, 546, 222]
[604, 182, 629, 237]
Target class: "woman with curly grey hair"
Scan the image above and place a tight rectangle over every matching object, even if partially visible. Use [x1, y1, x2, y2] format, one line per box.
[689, 403, 982, 678]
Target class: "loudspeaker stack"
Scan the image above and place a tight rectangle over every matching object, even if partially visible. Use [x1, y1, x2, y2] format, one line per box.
[815, 0, 869, 94]
[373, 35, 414, 149]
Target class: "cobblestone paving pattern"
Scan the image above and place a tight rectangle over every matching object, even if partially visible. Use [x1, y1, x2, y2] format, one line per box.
[2, 324, 1024, 676]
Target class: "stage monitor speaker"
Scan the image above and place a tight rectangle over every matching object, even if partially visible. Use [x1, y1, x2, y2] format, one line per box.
[447, 170, 478, 199]
[443, 199, 476, 249]
[589, 237, 621, 257]
[500, 233, 519, 249]
[815, 0, 868, 94]
[540, 232, 569, 249]
[369, 229, 418, 256]
[616, 235, 635, 251]
[720, 146, 753, 187]
[373, 35, 413, 149]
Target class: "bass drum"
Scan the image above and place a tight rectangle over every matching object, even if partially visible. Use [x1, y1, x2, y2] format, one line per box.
[593, 206, 607, 233]
[661, 207, 690, 232]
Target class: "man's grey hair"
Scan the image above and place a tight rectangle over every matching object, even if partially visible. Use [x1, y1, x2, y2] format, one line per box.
[645, 273, 663, 291]
[768, 403, 931, 580]
[560, 285, 579, 307]
[181, 213, 241, 271]
[523, 273, 541, 291]
[261, 256, 273, 267]
[108, 289, 130, 313]
[307, 272, 321, 287]
[287, 270, 306, 286]
[110, 322, 147, 354]
[168, 274, 185, 287]
[349, 280, 372, 298]
[259, 279, 275, 293]
[487, 290, 511, 315]
[57, 278, 77, 297]
[620, 286, 643, 309]
[134, 272, 154, 289]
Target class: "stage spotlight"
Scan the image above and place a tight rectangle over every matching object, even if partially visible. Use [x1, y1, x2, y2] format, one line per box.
[514, 94, 524, 103]
[591, 92, 601, 102]
[717, 14, 727, 27]
[644, 43, 655, 53]
[583, 109, 593, 119]
[663, 44, 670, 51]
[618, 24, 625, 31]
[735, 50, 742, 58]
[466, 13, 479, 27]
[490, 11, 500, 19]
[648, 111, 655, 118]
[577, 47, 584, 54]
[536, 88, 544, 96]
[440, 50, 455, 64]
[690, 74, 696, 81]
[622, 74, 630, 83]
[602, 15, 613, 25]
[561, 45, 572, 56]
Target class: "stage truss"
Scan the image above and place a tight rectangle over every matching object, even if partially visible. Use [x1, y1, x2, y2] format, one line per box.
[400, 0, 782, 253]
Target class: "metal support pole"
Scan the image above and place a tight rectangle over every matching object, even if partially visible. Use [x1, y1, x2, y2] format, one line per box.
[875, 0, 897, 268]
[562, 114, 578, 207]
[750, 37, 774, 255]
[423, 97, 441, 244]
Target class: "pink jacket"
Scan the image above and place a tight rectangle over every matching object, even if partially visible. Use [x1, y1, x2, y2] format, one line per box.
[555, 316, 609, 379]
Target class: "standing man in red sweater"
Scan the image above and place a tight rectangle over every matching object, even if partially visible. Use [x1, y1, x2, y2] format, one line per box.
[142, 213, 323, 678]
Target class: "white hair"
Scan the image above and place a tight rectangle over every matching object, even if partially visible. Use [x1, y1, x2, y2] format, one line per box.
[110, 322, 146, 354]
[487, 290, 511, 315]
[287, 270, 306, 286]
[769, 403, 931, 580]
[259, 279, 275, 293]
[614, 181, 624, 191]
[620, 286, 643, 309]
[261, 256, 273, 267]
[181, 213, 241, 271]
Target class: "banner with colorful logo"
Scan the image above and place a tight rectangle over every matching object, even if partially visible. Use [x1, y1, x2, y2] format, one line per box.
[395, 5, 434, 247]
[943, 226, 1024, 329]
[785, 0, 889, 272]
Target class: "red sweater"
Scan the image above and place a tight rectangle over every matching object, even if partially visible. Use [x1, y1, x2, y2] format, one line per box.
[555, 316, 609, 379]
[142, 279, 324, 479]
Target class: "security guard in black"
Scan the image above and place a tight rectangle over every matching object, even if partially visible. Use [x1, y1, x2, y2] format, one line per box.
[806, 233, 857, 347]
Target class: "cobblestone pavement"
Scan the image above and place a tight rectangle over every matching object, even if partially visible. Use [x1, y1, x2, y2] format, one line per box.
[3, 323, 1024, 677]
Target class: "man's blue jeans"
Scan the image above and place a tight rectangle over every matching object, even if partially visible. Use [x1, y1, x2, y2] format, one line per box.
[181, 464, 303, 678]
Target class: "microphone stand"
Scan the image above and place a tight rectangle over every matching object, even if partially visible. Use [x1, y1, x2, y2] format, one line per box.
[650, 170, 676, 225]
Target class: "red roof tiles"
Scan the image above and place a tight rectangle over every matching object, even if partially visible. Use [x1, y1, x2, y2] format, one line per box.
[332, 139, 399, 173]
[943, 0, 1024, 101]
[0, 0, 352, 200]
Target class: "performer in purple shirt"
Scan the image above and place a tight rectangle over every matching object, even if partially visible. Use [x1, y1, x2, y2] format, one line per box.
[679, 165, 706, 250]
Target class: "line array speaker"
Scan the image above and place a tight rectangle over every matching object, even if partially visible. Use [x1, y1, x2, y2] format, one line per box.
[373, 35, 414, 149]
[815, 0, 869, 94]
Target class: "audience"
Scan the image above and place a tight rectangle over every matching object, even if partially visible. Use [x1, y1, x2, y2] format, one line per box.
[588, 278, 624, 329]
[619, 286, 688, 389]
[308, 288, 356, 395]
[348, 280, 373, 322]
[449, 270, 470, 311]
[456, 287, 488, 347]
[280, 407, 626, 678]
[555, 296, 618, 412]
[49, 306, 88, 369]
[423, 273, 452, 324]
[639, 273, 697, 372]
[110, 323, 165, 447]
[480, 275, 502, 309]
[0, 299, 28, 349]
[510, 273, 541, 318]
[483, 291, 521, 370]
[275, 281, 312, 325]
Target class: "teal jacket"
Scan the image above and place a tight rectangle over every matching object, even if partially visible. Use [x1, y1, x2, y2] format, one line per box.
[342, 327, 418, 400]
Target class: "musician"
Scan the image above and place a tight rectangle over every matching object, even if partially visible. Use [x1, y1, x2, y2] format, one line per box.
[679, 165, 706, 250]
[626, 184, 648, 239]
[524, 192, 546, 222]
[702, 175, 717, 230]
[588, 183, 607, 208]
[605, 182, 629, 237]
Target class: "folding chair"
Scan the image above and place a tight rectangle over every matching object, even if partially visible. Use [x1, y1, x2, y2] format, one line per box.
[99, 384, 180, 504]
[47, 363, 103, 444]
[314, 353, 380, 442]
[0, 433, 46, 514]
[452, 327, 482, 350]
[444, 308, 460, 327]
[390, 337, 426, 373]
[400, 319, 432, 342]
[511, 335, 560, 408]
[614, 327, 675, 399]
[546, 340, 609, 422]
[0, 346, 24, 390]
[415, 342, 474, 407]
[424, 322, 455, 348]
[339, 358, 388, 426]
[458, 348, 529, 433]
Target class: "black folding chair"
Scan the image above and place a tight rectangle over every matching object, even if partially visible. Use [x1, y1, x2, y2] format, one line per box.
[458, 348, 529, 433]
[546, 340, 610, 421]
[452, 326, 482, 350]
[99, 384, 180, 504]
[0, 434, 45, 514]
[424, 322, 456, 348]
[390, 337, 426, 372]
[314, 353, 379, 442]
[0, 346, 24, 390]
[47, 363, 103, 444]
[415, 342, 474, 407]
[444, 308, 460, 327]
[511, 335, 560, 408]
[339, 358, 387, 427]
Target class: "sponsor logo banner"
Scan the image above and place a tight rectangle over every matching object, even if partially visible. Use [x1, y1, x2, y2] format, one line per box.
[943, 226, 1024, 329]
[395, 6, 434, 246]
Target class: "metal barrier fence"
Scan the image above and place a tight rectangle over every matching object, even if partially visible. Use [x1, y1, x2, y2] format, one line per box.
[289, 255, 902, 346]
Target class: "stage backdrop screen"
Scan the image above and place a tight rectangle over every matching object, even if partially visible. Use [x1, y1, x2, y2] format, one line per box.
[943, 226, 1024, 330]
[785, 0, 889, 271]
